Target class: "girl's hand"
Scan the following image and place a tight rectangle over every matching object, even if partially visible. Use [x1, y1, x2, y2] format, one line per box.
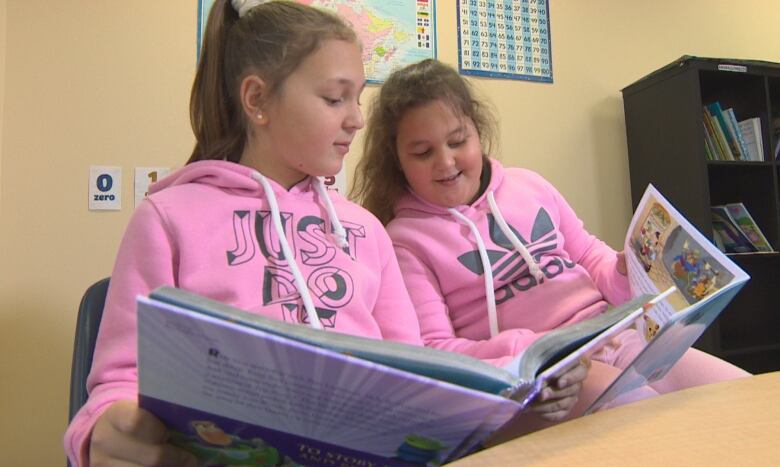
[90, 399, 197, 466]
[528, 359, 589, 421]
[616, 251, 628, 276]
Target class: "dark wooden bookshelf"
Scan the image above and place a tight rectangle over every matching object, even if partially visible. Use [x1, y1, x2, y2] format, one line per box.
[621, 56, 780, 374]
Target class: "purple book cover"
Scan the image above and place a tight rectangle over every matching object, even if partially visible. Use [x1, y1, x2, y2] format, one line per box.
[137, 297, 519, 466]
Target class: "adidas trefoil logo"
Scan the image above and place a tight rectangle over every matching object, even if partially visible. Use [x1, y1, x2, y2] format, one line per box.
[457, 208, 575, 298]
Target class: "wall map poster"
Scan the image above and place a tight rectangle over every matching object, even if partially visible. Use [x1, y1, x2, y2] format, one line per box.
[198, 0, 436, 84]
[457, 0, 552, 82]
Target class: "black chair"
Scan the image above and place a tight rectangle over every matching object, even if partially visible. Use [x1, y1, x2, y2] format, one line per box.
[68, 277, 110, 421]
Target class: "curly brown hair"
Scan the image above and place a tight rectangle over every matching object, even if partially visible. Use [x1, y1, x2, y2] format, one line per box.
[351, 59, 497, 225]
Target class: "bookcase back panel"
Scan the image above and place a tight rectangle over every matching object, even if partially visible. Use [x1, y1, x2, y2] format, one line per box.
[699, 72, 767, 123]
[623, 72, 708, 224]
[769, 78, 780, 160]
[716, 255, 780, 350]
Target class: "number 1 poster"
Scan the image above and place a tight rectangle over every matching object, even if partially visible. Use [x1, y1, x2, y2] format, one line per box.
[458, 0, 552, 82]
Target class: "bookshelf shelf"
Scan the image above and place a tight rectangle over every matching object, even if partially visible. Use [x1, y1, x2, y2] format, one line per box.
[706, 160, 773, 166]
[621, 55, 780, 374]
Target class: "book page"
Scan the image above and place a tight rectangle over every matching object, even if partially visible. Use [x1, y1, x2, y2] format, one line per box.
[585, 185, 750, 413]
[152, 286, 518, 396]
[624, 184, 748, 339]
[137, 297, 520, 466]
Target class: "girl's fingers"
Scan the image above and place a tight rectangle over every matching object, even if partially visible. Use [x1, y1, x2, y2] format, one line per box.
[538, 381, 582, 402]
[91, 400, 197, 467]
[529, 394, 579, 418]
[106, 401, 168, 444]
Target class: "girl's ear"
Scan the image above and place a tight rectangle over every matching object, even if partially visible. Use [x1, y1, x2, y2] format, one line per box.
[240, 74, 268, 126]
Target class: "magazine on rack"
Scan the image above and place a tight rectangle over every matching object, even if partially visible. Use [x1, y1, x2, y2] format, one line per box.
[585, 184, 750, 413]
[137, 287, 668, 466]
[712, 203, 774, 253]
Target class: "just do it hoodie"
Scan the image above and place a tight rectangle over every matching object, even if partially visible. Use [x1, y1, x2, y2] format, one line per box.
[64, 160, 422, 466]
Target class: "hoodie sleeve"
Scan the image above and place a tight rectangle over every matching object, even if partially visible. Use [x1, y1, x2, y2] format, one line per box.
[394, 245, 546, 365]
[544, 180, 631, 306]
[370, 226, 425, 346]
[64, 200, 177, 467]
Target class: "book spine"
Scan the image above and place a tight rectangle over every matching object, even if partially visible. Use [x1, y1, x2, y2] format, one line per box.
[723, 108, 750, 160]
[702, 120, 718, 160]
[753, 118, 765, 161]
[737, 118, 764, 161]
[706, 102, 741, 160]
[702, 108, 729, 160]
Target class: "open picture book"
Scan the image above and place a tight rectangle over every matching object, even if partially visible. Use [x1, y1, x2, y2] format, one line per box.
[136, 185, 748, 466]
[585, 184, 750, 413]
[137, 288, 665, 466]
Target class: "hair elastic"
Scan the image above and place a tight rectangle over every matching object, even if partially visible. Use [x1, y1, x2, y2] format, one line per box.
[231, 0, 267, 18]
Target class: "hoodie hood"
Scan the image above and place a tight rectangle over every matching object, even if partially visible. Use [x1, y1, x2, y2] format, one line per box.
[150, 160, 315, 198]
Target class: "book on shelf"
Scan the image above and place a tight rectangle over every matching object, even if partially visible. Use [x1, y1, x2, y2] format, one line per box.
[712, 203, 774, 253]
[737, 117, 764, 161]
[711, 206, 758, 253]
[702, 121, 718, 161]
[702, 107, 732, 160]
[705, 102, 743, 160]
[775, 138, 780, 161]
[773, 117, 780, 160]
[722, 108, 751, 160]
[136, 185, 749, 466]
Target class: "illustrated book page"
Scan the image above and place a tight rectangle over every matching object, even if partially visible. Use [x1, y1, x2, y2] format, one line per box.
[586, 184, 749, 413]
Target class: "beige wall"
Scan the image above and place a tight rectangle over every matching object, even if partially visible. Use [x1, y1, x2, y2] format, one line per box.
[0, 0, 5, 209]
[2, 1, 780, 464]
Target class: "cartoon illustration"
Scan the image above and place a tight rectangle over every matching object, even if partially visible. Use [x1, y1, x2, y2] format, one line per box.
[632, 203, 671, 272]
[643, 314, 660, 340]
[395, 434, 445, 465]
[193, 420, 234, 446]
[670, 241, 720, 302]
[167, 420, 299, 466]
[655, 223, 735, 307]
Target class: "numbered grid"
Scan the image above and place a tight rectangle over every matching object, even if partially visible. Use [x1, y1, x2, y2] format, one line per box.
[458, 0, 552, 82]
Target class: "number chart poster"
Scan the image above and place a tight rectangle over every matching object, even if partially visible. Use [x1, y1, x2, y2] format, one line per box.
[198, 0, 436, 84]
[458, 0, 552, 82]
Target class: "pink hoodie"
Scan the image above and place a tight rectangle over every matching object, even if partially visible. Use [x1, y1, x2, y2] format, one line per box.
[64, 160, 422, 466]
[386, 159, 629, 366]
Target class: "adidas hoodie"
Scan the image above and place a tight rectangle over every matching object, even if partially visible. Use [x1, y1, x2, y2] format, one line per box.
[64, 160, 422, 466]
[387, 159, 630, 366]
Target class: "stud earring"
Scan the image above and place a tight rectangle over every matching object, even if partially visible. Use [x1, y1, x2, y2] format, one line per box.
[256, 111, 263, 120]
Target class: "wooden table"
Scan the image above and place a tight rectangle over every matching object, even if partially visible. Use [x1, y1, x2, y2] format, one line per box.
[451, 372, 780, 466]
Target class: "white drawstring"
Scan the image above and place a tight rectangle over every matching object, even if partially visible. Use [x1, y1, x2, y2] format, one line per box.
[487, 191, 545, 282]
[251, 172, 322, 330]
[312, 178, 349, 250]
[448, 208, 500, 338]
[448, 191, 547, 338]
